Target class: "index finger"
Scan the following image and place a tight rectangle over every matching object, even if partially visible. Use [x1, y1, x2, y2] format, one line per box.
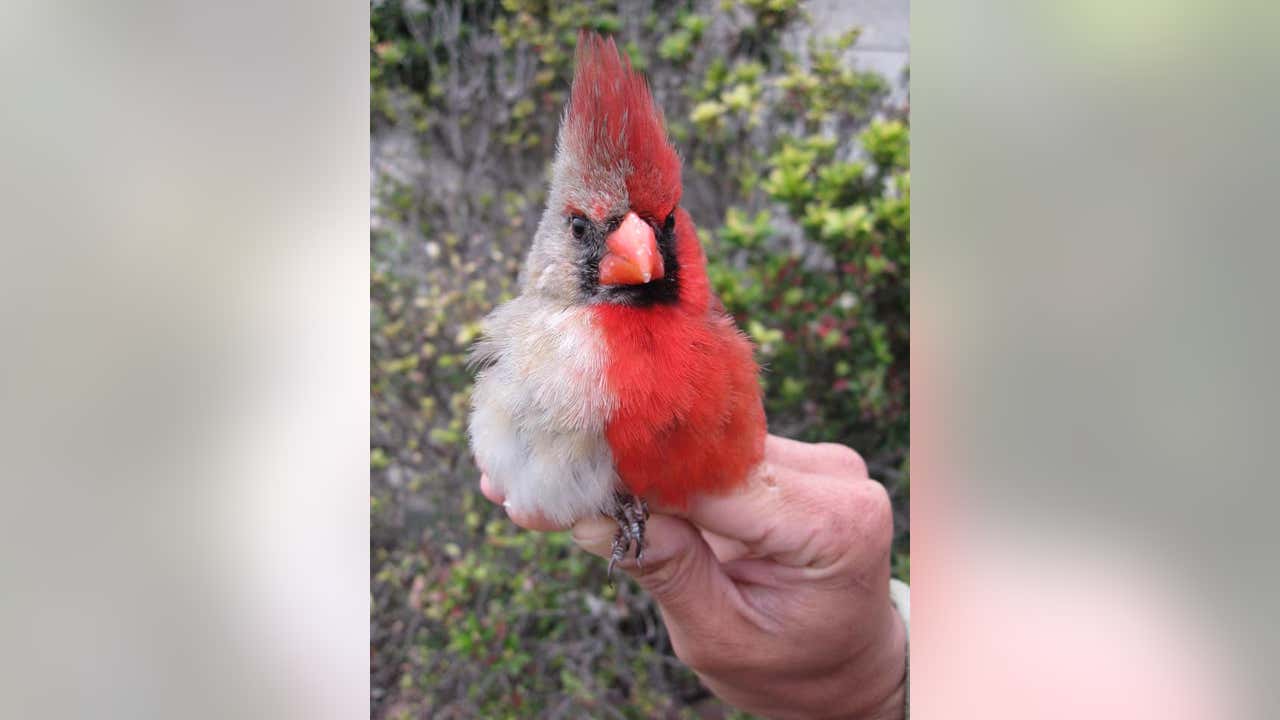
[478, 473, 572, 532]
[764, 434, 869, 479]
[679, 461, 868, 569]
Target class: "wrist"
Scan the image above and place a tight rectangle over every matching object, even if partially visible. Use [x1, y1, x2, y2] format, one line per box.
[846, 603, 908, 720]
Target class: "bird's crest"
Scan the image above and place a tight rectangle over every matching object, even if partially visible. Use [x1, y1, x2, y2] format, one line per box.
[562, 32, 681, 220]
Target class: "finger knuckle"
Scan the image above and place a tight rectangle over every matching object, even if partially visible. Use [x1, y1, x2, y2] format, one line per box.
[815, 442, 868, 479]
[800, 485, 860, 554]
[852, 481, 894, 556]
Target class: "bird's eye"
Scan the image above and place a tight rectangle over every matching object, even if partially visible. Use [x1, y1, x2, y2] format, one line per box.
[569, 216, 589, 239]
[663, 212, 675, 233]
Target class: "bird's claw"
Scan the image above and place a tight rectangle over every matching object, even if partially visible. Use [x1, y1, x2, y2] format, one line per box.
[606, 493, 647, 583]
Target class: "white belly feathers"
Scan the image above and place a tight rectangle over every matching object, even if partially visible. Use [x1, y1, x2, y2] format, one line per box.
[468, 299, 618, 525]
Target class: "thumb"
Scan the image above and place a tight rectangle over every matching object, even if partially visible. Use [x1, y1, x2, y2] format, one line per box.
[571, 513, 732, 619]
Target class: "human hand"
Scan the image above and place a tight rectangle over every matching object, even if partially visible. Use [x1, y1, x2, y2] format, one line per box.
[480, 435, 907, 720]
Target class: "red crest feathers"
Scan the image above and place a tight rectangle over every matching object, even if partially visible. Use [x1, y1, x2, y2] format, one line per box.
[565, 32, 681, 219]
[566, 36, 764, 507]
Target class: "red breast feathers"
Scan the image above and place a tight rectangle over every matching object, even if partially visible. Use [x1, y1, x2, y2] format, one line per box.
[566, 33, 767, 508]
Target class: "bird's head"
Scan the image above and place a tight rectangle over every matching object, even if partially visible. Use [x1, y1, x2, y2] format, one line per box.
[524, 32, 685, 307]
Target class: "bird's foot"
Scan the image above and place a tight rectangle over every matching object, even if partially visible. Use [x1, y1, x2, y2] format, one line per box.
[607, 493, 648, 583]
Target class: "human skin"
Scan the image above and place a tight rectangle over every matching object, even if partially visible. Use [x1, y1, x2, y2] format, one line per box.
[479, 434, 907, 720]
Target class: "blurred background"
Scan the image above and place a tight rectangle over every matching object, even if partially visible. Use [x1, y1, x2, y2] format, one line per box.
[370, 0, 909, 716]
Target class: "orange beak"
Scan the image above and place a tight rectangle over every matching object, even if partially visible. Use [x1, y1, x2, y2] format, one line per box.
[599, 211, 665, 286]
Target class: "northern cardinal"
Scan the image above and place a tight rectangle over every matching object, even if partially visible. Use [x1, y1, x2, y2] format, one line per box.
[469, 32, 766, 574]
